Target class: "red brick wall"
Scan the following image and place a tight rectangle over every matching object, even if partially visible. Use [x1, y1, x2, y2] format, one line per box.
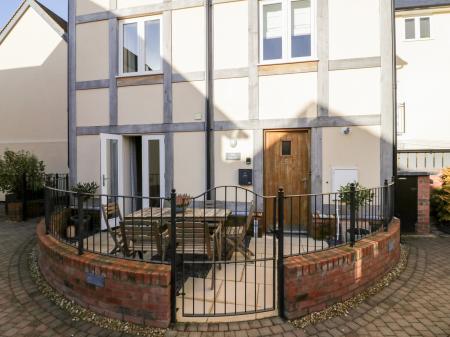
[284, 218, 401, 319]
[36, 221, 171, 328]
[416, 176, 431, 234]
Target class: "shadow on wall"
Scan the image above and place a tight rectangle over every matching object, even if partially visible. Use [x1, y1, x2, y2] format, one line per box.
[0, 38, 68, 174]
[74, 0, 388, 199]
[76, 0, 109, 16]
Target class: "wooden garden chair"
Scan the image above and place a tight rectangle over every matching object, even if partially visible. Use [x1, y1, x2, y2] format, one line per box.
[175, 221, 221, 258]
[121, 220, 169, 260]
[175, 221, 222, 288]
[101, 203, 131, 257]
[309, 212, 337, 242]
[224, 203, 256, 259]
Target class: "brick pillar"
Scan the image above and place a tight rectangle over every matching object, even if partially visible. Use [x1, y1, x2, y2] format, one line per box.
[416, 175, 430, 234]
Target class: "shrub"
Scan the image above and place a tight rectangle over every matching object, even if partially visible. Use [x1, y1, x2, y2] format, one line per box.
[431, 168, 450, 226]
[338, 182, 374, 209]
[0, 150, 45, 196]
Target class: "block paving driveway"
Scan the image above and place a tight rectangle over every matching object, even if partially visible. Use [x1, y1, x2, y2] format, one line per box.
[0, 215, 449, 337]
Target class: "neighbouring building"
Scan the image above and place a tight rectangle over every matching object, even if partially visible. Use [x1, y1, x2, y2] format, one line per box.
[71, 0, 395, 208]
[395, 0, 450, 172]
[0, 0, 68, 197]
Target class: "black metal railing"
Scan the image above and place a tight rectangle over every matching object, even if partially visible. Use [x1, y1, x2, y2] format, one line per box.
[44, 181, 395, 320]
[3, 173, 68, 221]
[280, 180, 395, 256]
[397, 149, 450, 172]
[45, 187, 170, 264]
[45, 173, 69, 190]
[175, 186, 277, 318]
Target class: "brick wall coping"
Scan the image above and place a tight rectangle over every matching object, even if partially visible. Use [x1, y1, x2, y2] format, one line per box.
[285, 219, 400, 275]
[36, 220, 171, 328]
[284, 218, 401, 319]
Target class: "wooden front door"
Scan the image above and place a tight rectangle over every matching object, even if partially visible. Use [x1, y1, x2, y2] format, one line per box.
[264, 130, 310, 231]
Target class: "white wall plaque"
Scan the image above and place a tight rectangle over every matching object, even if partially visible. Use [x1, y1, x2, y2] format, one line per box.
[226, 152, 241, 160]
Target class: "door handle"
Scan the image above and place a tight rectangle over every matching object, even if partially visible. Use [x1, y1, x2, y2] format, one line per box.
[102, 174, 108, 187]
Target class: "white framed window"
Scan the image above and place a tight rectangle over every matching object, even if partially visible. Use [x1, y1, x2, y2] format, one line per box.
[119, 15, 162, 76]
[404, 16, 431, 40]
[259, 0, 316, 64]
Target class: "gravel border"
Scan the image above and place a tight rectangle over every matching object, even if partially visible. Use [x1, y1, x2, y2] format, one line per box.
[29, 242, 409, 334]
[28, 247, 167, 337]
[290, 244, 410, 329]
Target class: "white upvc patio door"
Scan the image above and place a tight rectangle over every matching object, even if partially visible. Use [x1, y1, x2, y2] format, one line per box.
[142, 135, 165, 208]
[100, 134, 124, 230]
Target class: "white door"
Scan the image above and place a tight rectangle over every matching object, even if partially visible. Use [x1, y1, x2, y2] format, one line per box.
[100, 134, 124, 230]
[142, 135, 165, 208]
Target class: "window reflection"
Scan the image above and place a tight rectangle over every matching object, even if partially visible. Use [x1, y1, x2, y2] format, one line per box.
[263, 3, 283, 61]
[123, 23, 138, 73]
[291, 0, 311, 58]
[145, 20, 161, 72]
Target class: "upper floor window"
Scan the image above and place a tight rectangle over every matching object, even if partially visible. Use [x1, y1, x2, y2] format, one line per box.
[119, 16, 162, 75]
[259, 0, 316, 63]
[405, 16, 430, 40]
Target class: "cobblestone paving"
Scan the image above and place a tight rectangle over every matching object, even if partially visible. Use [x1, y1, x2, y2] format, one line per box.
[0, 216, 449, 337]
[0, 218, 135, 337]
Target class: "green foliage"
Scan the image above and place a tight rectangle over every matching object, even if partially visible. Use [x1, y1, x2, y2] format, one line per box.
[431, 168, 450, 225]
[0, 150, 45, 196]
[71, 181, 99, 195]
[338, 182, 374, 209]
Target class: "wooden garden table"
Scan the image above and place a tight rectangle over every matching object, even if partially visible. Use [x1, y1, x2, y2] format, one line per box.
[125, 207, 232, 264]
[125, 207, 232, 222]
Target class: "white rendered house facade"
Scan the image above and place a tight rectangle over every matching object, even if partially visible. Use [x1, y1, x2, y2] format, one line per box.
[70, 0, 396, 202]
[396, 0, 450, 171]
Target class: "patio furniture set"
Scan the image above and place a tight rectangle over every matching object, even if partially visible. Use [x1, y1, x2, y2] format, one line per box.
[100, 202, 257, 265]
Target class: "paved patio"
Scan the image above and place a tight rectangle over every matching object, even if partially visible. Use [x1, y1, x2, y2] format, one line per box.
[0, 215, 449, 336]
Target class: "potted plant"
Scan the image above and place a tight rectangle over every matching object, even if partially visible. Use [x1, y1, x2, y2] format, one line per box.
[431, 168, 450, 234]
[68, 182, 99, 239]
[72, 181, 99, 196]
[0, 150, 45, 221]
[338, 182, 375, 238]
[176, 194, 191, 213]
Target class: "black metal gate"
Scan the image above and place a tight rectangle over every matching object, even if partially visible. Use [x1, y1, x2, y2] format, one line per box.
[395, 175, 418, 233]
[43, 180, 394, 322]
[173, 186, 281, 319]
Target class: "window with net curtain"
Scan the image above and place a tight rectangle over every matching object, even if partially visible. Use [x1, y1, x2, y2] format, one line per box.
[261, 0, 313, 62]
[121, 17, 162, 74]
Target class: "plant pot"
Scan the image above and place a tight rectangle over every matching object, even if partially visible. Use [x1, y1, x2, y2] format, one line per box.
[176, 205, 188, 213]
[4, 194, 17, 216]
[5, 194, 44, 221]
[69, 215, 92, 239]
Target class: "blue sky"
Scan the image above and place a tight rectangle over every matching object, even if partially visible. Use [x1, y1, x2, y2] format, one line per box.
[0, 0, 67, 30]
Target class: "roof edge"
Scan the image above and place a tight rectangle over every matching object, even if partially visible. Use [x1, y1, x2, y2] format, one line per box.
[396, 3, 450, 11]
[0, 0, 67, 46]
[34, 0, 67, 33]
[0, 0, 28, 44]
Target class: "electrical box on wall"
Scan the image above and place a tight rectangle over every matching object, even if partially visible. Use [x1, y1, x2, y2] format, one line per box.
[331, 168, 359, 192]
[238, 169, 253, 186]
